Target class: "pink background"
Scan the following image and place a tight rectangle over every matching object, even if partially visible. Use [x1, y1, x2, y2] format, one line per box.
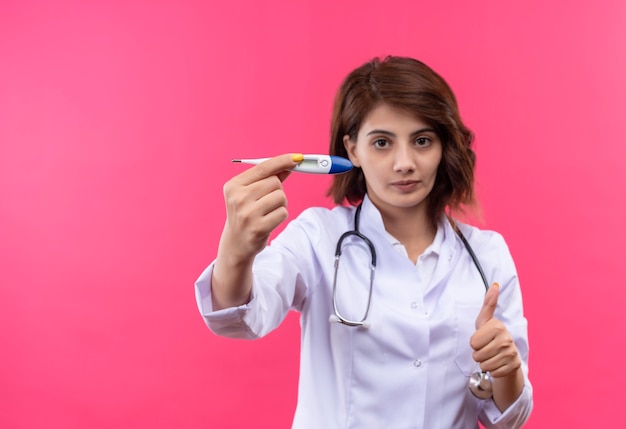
[1, 0, 625, 427]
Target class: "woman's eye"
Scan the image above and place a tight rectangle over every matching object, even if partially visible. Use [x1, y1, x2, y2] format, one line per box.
[373, 139, 389, 148]
[415, 137, 432, 147]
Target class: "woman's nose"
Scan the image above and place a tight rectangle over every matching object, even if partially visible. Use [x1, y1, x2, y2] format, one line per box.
[393, 144, 416, 173]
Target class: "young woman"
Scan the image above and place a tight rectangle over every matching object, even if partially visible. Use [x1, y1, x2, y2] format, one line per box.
[195, 56, 533, 428]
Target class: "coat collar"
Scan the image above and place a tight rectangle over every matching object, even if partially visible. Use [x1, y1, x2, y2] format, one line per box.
[358, 194, 462, 257]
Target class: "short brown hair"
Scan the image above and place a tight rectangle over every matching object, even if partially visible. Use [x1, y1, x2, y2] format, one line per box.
[327, 56, 476, 226]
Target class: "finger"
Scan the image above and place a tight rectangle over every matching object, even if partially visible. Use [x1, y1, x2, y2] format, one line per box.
[470, 318, 503, 352]
[237, 174, 285, 202]
[489, 361, 522, 378]
[227, 184, 286, 223]
[237, 153, 302, 185]
[256, 187, 289, 216]
[257, 205, 289, 233]
[471, 319, 511, 355]
[476, 353, 521, 378]
[475, 282, 500, 329]
[277, 170, 292, 183]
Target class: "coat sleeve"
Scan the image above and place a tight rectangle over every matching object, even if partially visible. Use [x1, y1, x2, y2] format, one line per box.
[472, 230, 534, 428]
[194, 208, 326, 339]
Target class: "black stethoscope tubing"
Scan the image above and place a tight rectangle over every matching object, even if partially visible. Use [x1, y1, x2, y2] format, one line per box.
[335, 203, 489, 293]
[332, 202, 494, 399]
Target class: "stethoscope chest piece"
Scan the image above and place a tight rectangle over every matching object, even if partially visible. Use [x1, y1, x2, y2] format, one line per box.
[469, 371, 493, 399]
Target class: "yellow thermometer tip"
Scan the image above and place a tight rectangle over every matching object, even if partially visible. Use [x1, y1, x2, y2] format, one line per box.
[291, 153, 304, 162]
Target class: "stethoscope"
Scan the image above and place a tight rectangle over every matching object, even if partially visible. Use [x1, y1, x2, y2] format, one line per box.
[329, 203, 494, 399]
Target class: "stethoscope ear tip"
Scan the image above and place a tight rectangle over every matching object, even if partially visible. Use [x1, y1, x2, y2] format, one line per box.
[329, 314, 340, 324]
[362, 320, 372, 329]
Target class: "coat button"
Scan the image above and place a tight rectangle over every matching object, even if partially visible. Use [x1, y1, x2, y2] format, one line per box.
[413, 359, 422, 367]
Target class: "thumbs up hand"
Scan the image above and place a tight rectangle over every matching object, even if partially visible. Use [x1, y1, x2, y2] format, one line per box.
[470, 283, 522, 378]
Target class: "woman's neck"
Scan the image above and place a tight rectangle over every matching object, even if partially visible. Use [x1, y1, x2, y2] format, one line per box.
[378, 203, 437, 264]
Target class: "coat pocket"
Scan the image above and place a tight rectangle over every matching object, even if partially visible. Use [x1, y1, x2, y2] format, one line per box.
[453, 302, 482, 376]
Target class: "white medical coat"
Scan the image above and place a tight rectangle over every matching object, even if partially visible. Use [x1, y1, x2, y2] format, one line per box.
[195, 196, 533, 428]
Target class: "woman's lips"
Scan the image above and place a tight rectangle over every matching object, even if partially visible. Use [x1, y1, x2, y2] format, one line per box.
[391, 180, 420, 191]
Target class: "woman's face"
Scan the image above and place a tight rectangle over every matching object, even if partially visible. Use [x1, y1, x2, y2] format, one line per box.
[343, 103, 442, 217]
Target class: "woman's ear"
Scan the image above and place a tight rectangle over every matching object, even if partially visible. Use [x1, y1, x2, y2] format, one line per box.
[343, 135, 360, 167]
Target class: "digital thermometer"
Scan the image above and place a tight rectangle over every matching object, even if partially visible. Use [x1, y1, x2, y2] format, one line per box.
[232, 154, 353, 175]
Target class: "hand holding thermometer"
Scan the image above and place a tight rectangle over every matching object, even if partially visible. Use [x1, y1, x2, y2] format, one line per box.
[232, 153, 353, 175]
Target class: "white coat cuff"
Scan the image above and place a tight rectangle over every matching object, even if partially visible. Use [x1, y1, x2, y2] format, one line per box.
[194, 262, 258, 339]
[481, 383, 533, 428]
